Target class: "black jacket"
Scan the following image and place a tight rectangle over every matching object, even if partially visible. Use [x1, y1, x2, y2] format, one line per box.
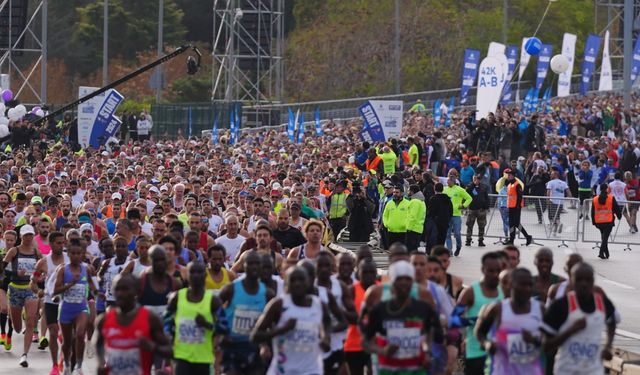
[466, 183, 490, 210]
[427, 193, 453, 226]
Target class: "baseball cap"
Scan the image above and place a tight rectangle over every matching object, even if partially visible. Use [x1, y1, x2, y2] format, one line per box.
[80, 223, 93, 233]
[30, 196, 43, 205]
[389, 260, 415, 283]
[504, 168, 514, 174]
[256, 178, 266, 186]
[20, 224, 35, 236]
[160, 185, 169, 192]
[149, 186, 160, 194]
[111, 192, 122, 200]
[383, 180, 393, 188]
[290, 202, 301, 209]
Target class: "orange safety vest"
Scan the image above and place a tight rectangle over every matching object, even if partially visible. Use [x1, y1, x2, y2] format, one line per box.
[507, 182, 523, 208]
[593, 195, 614, 224]
[365, 156, 382, 172]
[344, 281, 379, 352]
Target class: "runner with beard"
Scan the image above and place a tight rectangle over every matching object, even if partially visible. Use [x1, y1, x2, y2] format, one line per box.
[232, 225, 284, 275]
[205, 244, 236, 296]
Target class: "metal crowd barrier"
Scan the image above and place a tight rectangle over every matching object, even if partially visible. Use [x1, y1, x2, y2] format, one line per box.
[481, 194, 580, 247]
[581, 199, 638, 251]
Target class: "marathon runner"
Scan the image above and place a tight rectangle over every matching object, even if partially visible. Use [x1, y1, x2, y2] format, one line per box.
[0, 229, 17, 351]
[95, 273, 171, 375]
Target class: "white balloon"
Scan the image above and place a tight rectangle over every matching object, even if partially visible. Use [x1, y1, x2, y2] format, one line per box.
[7, 108, 18, 121]
[35, 109, 44, 117]
[0, 124, 9, 138]
[0, 117, 8, 126]
[550, 54, 570, 74]
[15, 104, 27, 117]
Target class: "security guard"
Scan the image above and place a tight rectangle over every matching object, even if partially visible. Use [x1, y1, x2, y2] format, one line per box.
[327, 180, 349, 238]
[382, 185, 411, 246]
[506, 169, 533, 246]
[591, 183, 622, 259]
[406, 184, 426, 251]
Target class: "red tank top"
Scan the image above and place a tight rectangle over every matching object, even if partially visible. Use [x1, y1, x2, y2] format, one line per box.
[198, 231, 208, 252]
[102, 306, 153, 375]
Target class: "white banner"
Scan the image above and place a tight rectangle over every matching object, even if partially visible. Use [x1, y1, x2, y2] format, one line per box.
[518, 37, 531, 80]
[368, 100, 404, 140]
[77, 86, 104, 148]
[488, 42, 506, 57]
[599, 30, 613, 91]
[476, 56, 507, 121]
[557, 33, 577, 97]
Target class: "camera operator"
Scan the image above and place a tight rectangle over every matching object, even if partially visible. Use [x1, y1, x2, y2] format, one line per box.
[346, 183, 375, 242]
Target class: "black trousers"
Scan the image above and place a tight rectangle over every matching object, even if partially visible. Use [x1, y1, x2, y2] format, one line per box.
[329, 217, 347, 238]
[598, 223, 613, 258]
[386, 232, 406, 247]
[508, 208, 529, 243]
[406, 231, 422, 252]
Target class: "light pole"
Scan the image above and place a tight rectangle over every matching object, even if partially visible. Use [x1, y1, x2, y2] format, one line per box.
[102, 0, 108, 86]
[393, 0, 401, 94]
[623, 0, 632, 110]
[502, 0, 508, 44]
[156, 0, 164, 103]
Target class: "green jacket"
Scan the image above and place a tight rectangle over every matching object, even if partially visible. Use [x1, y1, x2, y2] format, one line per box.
[378, 150, 397, 175]
[443, 185, 472, 217]
[407, 197, 426, 233]
[382, 197, 410, 233]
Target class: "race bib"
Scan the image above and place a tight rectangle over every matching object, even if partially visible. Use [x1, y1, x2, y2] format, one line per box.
[106, 347, 141, 375]
[232, 307, 261, 336]
[386, 327, 423, 359]
[178, 318, 205, 344]
[566, 339, 600, 367]
[507, 333, 539, 364]
[64, 283, 86, 304]
[17, 258, 36, 276]
[283, 320, 318, 353]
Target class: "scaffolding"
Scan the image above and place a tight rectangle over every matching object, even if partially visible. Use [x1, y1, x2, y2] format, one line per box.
[212, 0, 284, 127]
[595, 0, 640, 79]
[0, 0, 47, 105]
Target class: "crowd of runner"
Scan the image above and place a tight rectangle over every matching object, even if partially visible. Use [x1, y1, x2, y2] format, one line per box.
[0, 92, 635, 374]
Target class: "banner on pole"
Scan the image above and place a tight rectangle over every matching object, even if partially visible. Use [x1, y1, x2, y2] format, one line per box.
[488, 42, 506, 57]
[501, 45, 519, 103]
[287, 107, 295, 141]
[599, 30, 613, 91]
[314, 108, 323, 136]
[460, 49, 480, 105]
[359, 100, 403, 141]
[536, 44, 553, 90]
[212, 112, 219, 144]
[580, 34, 602, 95]
[297, 113, 305, 144]
[433, 99, 442, 126]
[444, 97, 455, 127]
[77, 86, 124, 148]
[476, 56, 507, 121]
[518, 37, 532, 81]
[631, 36, 640, 86]
[558, 33, 577, 97]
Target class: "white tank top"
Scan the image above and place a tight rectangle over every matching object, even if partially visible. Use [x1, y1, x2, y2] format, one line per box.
[554, 292, 606, 375]
[318, 275, 347, 355]
[609, 180, 627, 202]
[247, 215, 260, 232]
[131, 259, 149, 278]
[44, 253, 69, 304]
[104, 258, 130, 302]
[268, 294, 323, 375]
[546, 280, 569, 309]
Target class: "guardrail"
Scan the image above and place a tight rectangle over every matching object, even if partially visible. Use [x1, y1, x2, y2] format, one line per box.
[581, 199, 638, 251]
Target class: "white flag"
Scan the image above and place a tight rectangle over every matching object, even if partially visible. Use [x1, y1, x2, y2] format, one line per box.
[557, 33, 577, 97]
[476, 56, 507, 121]
[599, 30, 613, 91]
[518, 37, 531, 80]
[488, 42, 506, 57]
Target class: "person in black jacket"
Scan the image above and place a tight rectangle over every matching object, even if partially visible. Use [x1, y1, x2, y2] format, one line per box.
[426, 183, 453, 252]
[465, 174, 489, 247]
[527, 166, 550, 224]
[591, 183, 622, 259]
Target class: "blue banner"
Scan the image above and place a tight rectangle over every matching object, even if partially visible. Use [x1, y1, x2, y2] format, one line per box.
[358, 101, 386, 142]
[212, 112, 219, 144]
[88, 89, 124, 148]
[558, 118, 568, 136]
[229, 104, 236, 145]
[287, 107, 295, 141]
[531, 88, 540, 113]
[541, 87, 552, 113]
[444, 97, 455, 127]
[297, 113, 305, 144]
[314, 108, 323, 136]
[187, 107, 193, 138]
[536, 44, 553, 90]
[433, 99, 442, 126]
[631, 36, 640, 85]
[522, 88, 533, 115]
[501, 45, 518, 103]
[460, 48, 480, 105]
[581, 34, 602, 95]
[234, 103, 240, 142]
[102, 115, 122, 142]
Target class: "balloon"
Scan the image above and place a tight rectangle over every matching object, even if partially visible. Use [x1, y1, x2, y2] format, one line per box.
[7, 108, 20, 121]
[550, 54, 569, 74]
[0, 103, 5, 115]
[524, 37, 543, 56]
[2, 89, 13, 102]
[0, 117, 8, 126]
[15, 104, 26, 117]
[30, 106, 41, 114]
[35, 109, 44, 117]
[0, 125, 9, 138]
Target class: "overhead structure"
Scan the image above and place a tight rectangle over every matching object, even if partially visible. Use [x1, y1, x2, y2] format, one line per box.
[212, 0, 284, 127]
[595, 0, 640, 79]
[0, 0, 47, 105]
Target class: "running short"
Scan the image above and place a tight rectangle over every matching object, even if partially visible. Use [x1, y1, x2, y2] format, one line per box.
[323, 349, 345, 374]
[430, 342, 448, 374]
[0, 276, 8, 291]
[44, 303, 60, 325]
[221, 343, 263, 373]
[58, 303, 88, 324]
[464, 356, 486, 375]
[344, 351, 371, 375]
[173, 359, 210, 375]
[8, 284, 37, 307]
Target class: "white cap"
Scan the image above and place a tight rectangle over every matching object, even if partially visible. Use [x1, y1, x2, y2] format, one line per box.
[20, 224, 35, 236]
[80, 223, 93, 233]
[149, 186, 160, 194]
[389, 260, 415, 283]
[256, 178, 266, 186]
[272, 182, 282, 189]
[111, 192, 122, 200]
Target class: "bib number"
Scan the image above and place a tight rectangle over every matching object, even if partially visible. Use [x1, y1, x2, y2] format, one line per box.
[386, 327, 423, 359]
[106, 347, 141, 375]
[178, 318, 205, 344]
[232, 308, 261, 336]
[64, 283, 86, 304]
[507, 333, 539, 364]
[283, 320, 318, 353]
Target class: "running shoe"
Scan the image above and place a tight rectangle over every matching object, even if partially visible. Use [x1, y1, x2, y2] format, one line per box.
[4, 336, 11, 350]
[19, 353, 28, 367]
[0, 333, 5, 345]
[32, 333, 38, 343]
[63, 366, 71, 375]
[72, 368, 84, 375]
[49, 365, 60, 375]
[38, 336, 49, 350]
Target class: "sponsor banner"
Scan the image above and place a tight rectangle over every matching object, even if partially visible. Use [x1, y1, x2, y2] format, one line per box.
[599, 30, 613, 91]
[501, 45, 519, 103]
[476, 56, 507, 120]
[631, 36, 640, 86]
[85, 88, 124, 148]
[359, 100, 403, 141]
[558, 33, 577, 97]
[460, 48, 480, 105]
[580, 34, 602, 95]
[536, 44, 553, 90]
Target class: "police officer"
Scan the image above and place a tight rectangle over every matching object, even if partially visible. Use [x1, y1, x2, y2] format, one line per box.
[591, 183, 622, 259]
[505, 169, 533, 246]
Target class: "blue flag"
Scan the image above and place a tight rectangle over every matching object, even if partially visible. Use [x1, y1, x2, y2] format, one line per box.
[433, 99, 442, 126]
[234, 103, 241, 142]
[212, 112, 219, 144]
[287, 107, 295, 141]
[542, 87, 552, 114]
[444, 97, 455, 127]
[314, 108, 323, 136]
[522, 88, 533, 115]
[187, 107, 193, 138]
[558, 118, 568, 136]
[531, 88, 540, 113]
[297, 112, 305, 144]
[581, 34, 602, 95]
[460, 49, 480, 105]
[536, 44, 553, 91]
[631, 37, 640, 85]
[229, 105, 236, 145]
[501, 45, 519, 103]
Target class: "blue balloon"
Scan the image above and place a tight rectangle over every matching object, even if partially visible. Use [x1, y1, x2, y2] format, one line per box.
[525, 37, 543, 55]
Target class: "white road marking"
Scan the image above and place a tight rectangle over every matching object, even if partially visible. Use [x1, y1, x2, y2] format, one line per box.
[616, 329, 640, 340]
[599, 277, 636, 290]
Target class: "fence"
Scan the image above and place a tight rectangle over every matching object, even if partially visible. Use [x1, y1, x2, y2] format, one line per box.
[581, 199, 638, 251]
[482, 194, 580, 247]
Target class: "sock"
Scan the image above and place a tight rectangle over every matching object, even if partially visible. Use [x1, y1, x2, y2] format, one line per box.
[75, 360, 83, 370]
[0, 312, 6, 335]
[6, 316, 12, 337]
